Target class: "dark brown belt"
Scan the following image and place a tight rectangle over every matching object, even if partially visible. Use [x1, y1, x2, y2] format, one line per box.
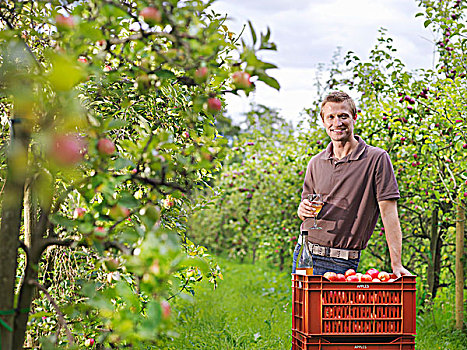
[305, 242, 360, 260]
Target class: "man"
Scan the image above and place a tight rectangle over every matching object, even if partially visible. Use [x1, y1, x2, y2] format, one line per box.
[295, 91, 410, 277]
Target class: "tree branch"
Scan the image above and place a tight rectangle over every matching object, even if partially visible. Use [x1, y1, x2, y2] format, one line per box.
[28, 280, 75, 345]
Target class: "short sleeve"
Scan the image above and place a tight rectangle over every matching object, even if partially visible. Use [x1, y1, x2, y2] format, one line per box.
[375, 151, 400, 202]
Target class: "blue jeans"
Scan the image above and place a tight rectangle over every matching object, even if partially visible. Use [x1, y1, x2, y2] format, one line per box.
[292, 243, 360, 275]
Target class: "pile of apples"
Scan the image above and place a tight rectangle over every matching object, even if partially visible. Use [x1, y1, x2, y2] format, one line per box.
[323, 268, 397, 282]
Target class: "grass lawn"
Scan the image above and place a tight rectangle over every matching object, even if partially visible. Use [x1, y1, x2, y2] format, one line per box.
[160, 257, 467, 350]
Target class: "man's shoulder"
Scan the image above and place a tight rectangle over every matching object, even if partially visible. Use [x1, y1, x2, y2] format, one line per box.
[309, 149, 327, 164]
[364, 144, 389, 159]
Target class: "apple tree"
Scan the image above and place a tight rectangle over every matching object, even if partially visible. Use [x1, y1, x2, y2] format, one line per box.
[0, 0, 279, 348]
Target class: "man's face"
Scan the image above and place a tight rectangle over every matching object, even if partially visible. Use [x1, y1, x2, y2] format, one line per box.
[321, 101, 356, 142]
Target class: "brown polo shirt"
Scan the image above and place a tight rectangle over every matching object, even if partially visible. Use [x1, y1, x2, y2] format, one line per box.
[301, 136, 400, 250]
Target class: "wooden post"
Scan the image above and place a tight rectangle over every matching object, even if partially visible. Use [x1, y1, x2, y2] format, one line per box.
[456, 201, 465, 330]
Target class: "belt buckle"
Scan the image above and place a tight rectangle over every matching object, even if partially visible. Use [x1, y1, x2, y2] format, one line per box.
[309, 243, 325, 256]
[330, 248, 349, 260]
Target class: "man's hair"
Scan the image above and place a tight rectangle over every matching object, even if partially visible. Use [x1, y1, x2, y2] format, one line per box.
[320, 91, 357, 119]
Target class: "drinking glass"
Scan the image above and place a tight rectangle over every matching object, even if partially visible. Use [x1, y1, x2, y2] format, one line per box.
[307, 194, 323, 229]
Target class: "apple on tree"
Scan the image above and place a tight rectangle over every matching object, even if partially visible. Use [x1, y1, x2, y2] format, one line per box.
[97, 138, 116, 155]
[206, 97, 222, 114]
[55, 14, 75, 29]
[109, 205, 130, 220]
[104, 258, 119, 272]
[232, 71, 251, 90]
[139, 7, 162, 26]
[93, 227, 107, 241]
[161, 300, 171, 319]
[50, 134, 85, 166]
[84, 338, 95, 347]
[194, 67, 209, 84]
[73, 207, 86, 219]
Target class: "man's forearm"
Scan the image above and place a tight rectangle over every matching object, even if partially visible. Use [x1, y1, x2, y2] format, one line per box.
[379, 200, 403, 269]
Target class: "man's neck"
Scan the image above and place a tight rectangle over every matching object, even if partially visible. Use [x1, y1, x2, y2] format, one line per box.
[332, 136, 359, 160]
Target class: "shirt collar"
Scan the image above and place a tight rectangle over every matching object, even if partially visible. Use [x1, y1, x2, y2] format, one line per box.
[321, 135, 367, 161]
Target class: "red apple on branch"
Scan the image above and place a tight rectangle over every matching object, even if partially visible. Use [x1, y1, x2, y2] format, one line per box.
[73, 207, 86, 219]
[161, 300, 171, 319]
[232, 71, 251, 89]
[51, 134, 85, 166]
[55, 14, 75, 29]
[194, 67, 208, 84]
[140, 7, 162, 26]
[207, 97, 222, 114]
[97, 138, 115, 155]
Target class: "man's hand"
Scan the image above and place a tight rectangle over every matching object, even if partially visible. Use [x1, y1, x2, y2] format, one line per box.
[392, 264, 412, 278]
[297, 198, 315, 221]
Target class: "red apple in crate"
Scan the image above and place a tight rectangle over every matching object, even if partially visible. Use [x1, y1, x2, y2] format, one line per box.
[372, 278, 381, 282]
[337, 273, 346, 281]
[346, 274, 359, 282]
[367, 268, 380, 279]
[323, 272, 337, 281]
[355, 273, 363, 281]
[345, 269, 356, 278]
[378, 271, 390, 282]
[390, 273, 397, 280]
[361, 274, 372, 282]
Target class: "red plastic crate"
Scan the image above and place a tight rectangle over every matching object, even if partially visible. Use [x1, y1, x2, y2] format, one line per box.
[292, 330, 415, 350]
[292, 274, 416, 337]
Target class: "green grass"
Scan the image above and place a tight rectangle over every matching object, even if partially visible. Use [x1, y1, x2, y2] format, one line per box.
[162, 257, 291, 349]
[159, 258, 467, 350]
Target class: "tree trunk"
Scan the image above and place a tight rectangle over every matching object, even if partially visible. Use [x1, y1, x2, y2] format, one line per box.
[427, 208, 442, 299]
[0, 120, 30, 350]
[13, 180, 39, 350]
[455, 202, 465, 330]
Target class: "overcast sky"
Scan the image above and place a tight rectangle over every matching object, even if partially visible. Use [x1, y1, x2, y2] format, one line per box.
[210, 0, 436, 125]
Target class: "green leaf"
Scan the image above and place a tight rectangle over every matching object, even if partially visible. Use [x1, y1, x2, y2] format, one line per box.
[154, 69, 176, 79]
[424, 20, 431, 28]
[108, 118, 129, 130]
[114, 158, 135, 170]
[50, 214, 75, 230]
[256, 73, 280, 91]
[248, 20, 257, 44]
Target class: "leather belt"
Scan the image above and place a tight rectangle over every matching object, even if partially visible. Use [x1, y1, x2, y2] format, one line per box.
[306, 241, 360, 260]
